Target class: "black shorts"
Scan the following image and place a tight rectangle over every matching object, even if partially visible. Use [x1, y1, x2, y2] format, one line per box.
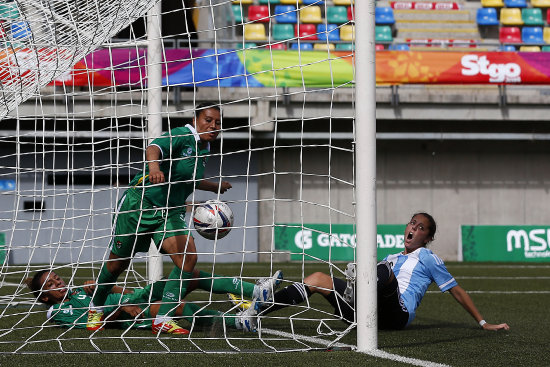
[332, 277, 355, 323]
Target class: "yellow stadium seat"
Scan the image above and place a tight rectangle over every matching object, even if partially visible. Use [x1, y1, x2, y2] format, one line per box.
[233, 0, 253, 4]
[244, 24, 267, 41]
[300, 6, 323, 23]
[314, 43, 335, 50]
[333, 0, 353, 5]
[340, 25, 355, 41]
[280, 0, 302, 4]
[531, 0, 550, 7]
[519, 46, 541, 52]
[544, 27, 550, 43]
[481, 0, 504, 7]
[500, 8, 523, 25]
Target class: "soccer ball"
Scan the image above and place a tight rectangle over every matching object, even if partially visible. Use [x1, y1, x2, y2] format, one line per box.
[193, 200, 234, 240]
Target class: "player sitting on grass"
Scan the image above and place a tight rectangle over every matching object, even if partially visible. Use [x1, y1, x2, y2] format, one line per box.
[233, 213, 510, 331]
[27, 268, 283, 333]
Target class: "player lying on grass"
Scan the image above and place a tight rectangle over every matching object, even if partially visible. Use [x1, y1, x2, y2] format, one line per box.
[233, 213, 510, 331]
[27, 268, 283, 333]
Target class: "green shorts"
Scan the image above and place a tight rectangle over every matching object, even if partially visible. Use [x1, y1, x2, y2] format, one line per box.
[110, 188, 190, 258]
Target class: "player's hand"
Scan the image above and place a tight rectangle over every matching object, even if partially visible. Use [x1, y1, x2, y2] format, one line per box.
[83, 280, 96, 295]
[219, 181, 232, 194]
[483, 322, 510, 331]
[148, 170, 165, 184]
[120, 305, 144, 320]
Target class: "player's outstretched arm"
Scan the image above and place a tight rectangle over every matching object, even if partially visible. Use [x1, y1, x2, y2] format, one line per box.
[197, 180, 232, 193]
[448, 285, 510, 331]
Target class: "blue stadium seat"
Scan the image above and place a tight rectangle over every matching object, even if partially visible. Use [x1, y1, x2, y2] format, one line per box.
[522, 26, 544, 44]
[10, 21, 31, 40]
[303, 0, 324, 4]
[389, 43, 410, 51]
[504, 0, 527, 7]
[476, 8, 499, 26]
[274, 5, 298, 24]
[375, 7, 395, 25]
[290, 42, 313, 50]
[498, 45, 516, 51]
[317, 24, 340, 41]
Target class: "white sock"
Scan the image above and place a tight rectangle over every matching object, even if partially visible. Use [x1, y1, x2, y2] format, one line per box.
[154, 316, 171, 325]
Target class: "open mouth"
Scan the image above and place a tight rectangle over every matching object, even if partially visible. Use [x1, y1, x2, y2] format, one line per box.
[407, 232, 413, 240]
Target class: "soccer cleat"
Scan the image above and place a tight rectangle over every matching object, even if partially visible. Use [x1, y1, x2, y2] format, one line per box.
[236, 305, 258, 332]
[152, 319, 190, 335]
[252, 270, 283, 311]
[86, 309, 104, 331]
[343, 263, 356, 303]
[227, 293, 253, 311]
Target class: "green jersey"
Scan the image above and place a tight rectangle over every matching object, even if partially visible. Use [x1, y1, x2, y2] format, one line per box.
[129, 124, 210, 209]
[47, 288, 153, 330]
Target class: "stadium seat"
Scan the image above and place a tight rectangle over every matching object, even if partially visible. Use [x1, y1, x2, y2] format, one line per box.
[11, 21, 31, 40]
[269, 43, 287, 50]
[389, 43, 411, 50]
[498, 45, 516, 51]
[500, 8, 523, 25]
[375, 7, 395, 25]
[544, 27, 550, 43]
[481, 0, 504, 7]
[375, 25, 393, 42]
[348, 6, 354, 21]
[303, 0, 324, 4]
[259, 0, 281, 3]
[335, 43, 354, 50]
[244, 24, 267, 41]
[519, 46, 541, 51]
[504, 0, 527, 7]
[274, 5, 298, 23]
[230, 5, 244, 23]
[499, 26, 522, 43]
[522, 26, 544, 43]
[290, 42, 313, 50]
[0, 2, 19, 19]
[522, 9, 544, 26]
[249, 5, 270, 23]
[333, 0, 353, 5]
[340, 25, 355, 41]
[300, 6, 322, 23]
[542, 45, 550, 51]
[281, 0, 302, 3]
[233, 0, 253, 4]
[236, 42, 258, 49]
[477, 8, 499, 26]
[295, 23, 317, 40]
[272, 23, 295, 40]
[326, 7, 348, 24]
[531, 0, 550, 7]
[375, 44, 386, 50]
[317, 24, 340, 41]
[314, 43, 335, 50]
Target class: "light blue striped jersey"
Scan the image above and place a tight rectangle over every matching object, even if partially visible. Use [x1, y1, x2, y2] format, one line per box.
[384, 247, 457, 326]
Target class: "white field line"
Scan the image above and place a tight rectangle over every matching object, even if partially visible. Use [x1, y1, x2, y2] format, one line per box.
[261, 328, 451, 367]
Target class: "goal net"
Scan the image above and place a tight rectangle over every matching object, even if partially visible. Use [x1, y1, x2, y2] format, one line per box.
[0, 0, 359, 353]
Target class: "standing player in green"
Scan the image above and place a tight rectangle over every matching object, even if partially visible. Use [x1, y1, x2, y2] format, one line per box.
[87, 103, 280, 334]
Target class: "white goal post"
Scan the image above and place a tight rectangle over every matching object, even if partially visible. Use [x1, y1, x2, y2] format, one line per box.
[0, 0, 376, 354]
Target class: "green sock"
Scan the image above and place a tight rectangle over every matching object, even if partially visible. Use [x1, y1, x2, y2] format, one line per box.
[197, 270, 255, 298]
[157, 267, 191, 318]
[92, 266, 118, 308]
[130, 280, 166, 303]
[181, 302, 236, 329]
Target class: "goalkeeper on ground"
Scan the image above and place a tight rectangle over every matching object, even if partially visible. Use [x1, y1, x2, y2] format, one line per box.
[26, 269, 262, 332]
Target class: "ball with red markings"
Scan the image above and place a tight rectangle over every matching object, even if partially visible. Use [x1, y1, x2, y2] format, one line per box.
[192, 200, 234, 240]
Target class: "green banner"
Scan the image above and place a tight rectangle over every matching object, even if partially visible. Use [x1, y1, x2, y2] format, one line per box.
[274, 223, 406, 262]
[461, 225, 550, 262]
[0, 232, 5, 265]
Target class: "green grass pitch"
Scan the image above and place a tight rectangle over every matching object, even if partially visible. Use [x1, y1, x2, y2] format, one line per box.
[0, 261, 547, 366]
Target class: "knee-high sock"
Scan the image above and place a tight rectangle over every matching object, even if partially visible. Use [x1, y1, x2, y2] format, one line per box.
[197, 270, 255, 298]
[181, 302, 236, 329]
[130, 280, 166, 303]
[156, 267, 192, 318]
[92, 266, 118, 308]
[262, 283, 312, 315]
